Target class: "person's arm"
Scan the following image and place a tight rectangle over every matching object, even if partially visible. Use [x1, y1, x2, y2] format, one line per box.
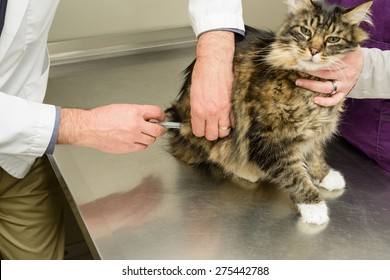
[295, 47, 390, 106]
[0, 93, 56, 157]
[295, 47, 364, 106]
[57, 104, 166, 153]
[190, 31, 235, 140]
[0, 93, 165, 156]
[188, 0, 244, 140]
[348, 48, 390, 99]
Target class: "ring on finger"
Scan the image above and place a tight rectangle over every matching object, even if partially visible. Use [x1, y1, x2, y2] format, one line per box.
[330, 80, 338, 95]
[218, 125, 231, 131]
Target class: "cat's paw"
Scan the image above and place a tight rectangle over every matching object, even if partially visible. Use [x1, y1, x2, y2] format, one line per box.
[297, 202, 329, 225]
[296, 219, 328, 235]
[319, 169, 346, 191]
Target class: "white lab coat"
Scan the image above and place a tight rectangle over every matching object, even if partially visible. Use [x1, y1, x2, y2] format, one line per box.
[0, 0, 60, 178]
[188, 0, 244, 37]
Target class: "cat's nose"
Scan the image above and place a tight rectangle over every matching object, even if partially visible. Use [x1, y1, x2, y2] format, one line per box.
[310, 48, 320, 55]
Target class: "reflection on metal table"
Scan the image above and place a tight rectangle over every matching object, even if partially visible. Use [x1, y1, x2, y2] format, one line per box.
[45, 47, 390, 260]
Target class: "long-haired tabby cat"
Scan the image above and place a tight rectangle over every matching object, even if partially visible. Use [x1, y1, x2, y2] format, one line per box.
[165, 0, 372, 225]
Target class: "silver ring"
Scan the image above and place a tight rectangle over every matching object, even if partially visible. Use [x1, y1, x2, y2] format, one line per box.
[330, 80, 338, 95]
[218, 125, 231, 131]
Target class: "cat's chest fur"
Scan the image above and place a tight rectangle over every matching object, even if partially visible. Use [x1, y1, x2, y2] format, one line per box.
[233, 65, 343, 146]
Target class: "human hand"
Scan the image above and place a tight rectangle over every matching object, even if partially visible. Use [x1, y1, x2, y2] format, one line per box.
[295, 47, 364, 106]
[190, 31, 235, 141]
[58, 104, 165, 153]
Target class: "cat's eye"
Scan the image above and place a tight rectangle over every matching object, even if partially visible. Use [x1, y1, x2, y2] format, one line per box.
[300, 26, 311, 36]
[327, 36, 341, 43]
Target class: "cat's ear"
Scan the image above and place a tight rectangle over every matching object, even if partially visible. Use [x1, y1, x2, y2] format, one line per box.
[343, 1, 373, 26]
[285, 0, 314, 14]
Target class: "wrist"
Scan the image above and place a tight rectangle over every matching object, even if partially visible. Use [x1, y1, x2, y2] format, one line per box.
[57, 108, 91, 146]
[196, 31, 235, 61]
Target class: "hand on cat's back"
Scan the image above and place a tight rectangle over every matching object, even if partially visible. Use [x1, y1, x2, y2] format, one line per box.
[295, 47, 364, 107]
[190, 31, 235, 141]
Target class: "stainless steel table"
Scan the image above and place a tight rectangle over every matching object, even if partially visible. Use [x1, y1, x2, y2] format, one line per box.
[45, 47, 390, 260]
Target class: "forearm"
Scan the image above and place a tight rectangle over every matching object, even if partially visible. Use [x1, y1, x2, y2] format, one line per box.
[57, 104, 166, 154]
[188, 0, 243, 140]
[190, 31, 236, 140]
[57, 108, 91, 146]
[349, 48, 390, 99]
[196, 31, 235, 61]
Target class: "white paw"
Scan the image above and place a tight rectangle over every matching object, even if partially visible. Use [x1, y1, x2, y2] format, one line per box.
[319, 169, 346, 191]
[297, 202, 329, 225]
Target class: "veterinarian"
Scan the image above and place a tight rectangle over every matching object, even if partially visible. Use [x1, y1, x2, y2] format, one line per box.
[190, 0, 390, 173]
[0, 0, 166, 259]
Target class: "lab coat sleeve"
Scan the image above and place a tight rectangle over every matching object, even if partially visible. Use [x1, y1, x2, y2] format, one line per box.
[348, 48, 390, 99]
[188, 0, 245, 37]
[0, 92, 56, 157]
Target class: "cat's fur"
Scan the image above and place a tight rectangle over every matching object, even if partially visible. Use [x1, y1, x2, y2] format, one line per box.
[165, 0, 372, 225]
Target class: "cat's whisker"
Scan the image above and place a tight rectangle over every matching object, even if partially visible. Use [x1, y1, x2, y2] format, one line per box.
[322, 59, 359, 83]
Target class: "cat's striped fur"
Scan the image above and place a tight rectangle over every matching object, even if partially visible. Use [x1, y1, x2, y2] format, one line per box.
[165, 0, 372, 224]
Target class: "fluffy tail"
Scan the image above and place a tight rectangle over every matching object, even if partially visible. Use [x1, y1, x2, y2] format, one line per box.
[165, 59, 195, 123]
[164, 105, 182, 123]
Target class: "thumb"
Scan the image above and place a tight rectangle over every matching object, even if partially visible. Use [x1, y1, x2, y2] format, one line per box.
[142, 105, 165, 122]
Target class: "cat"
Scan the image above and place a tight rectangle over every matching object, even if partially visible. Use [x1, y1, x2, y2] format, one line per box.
[165, 0, 372, 225]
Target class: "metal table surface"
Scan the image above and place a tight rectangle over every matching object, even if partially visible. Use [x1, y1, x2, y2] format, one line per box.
[45, 47, 390, 260]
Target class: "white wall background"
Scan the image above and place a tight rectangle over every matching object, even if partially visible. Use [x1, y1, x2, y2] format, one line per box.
[48, 0, 288, 42]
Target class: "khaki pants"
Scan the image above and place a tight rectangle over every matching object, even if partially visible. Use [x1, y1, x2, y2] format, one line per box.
[0, 156, 65, 259]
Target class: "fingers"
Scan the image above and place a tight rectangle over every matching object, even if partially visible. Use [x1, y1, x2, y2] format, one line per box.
[83, 104, 167, 154]
[142, 105, 165, 122]
[295, 79, 331, 94]
[217, 114, 232, 139]
[131, 143, 148, 152]
[191, 112, 208, 138]
[191, 111, 232, 141]
[142, 120, 166, 138]
[313, 92, 346, 107]
[189, 80, 233, 140]
[138, 132, 159, 146]
[127, 127, 163, 153]
[295, 47, 363, 107]
[296, 79, 342, 95]
[295, 78, 349, 107]
[140, 104, 166, 138]
[120, 121, 164, 153]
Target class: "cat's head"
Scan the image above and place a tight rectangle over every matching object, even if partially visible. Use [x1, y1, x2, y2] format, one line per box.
[266, 0, 372, 71]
